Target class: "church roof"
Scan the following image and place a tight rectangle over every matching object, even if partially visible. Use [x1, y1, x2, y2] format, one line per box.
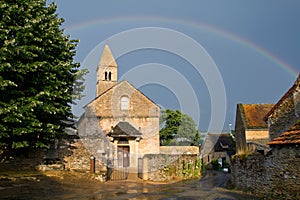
[98, 44, 117, 67]
[108, 122, 142, 138]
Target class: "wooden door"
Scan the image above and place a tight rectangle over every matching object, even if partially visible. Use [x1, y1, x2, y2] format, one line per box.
[117, 146, 130, 167]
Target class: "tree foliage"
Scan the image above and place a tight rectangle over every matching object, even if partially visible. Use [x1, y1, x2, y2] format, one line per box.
[0, 0, 85, 150]
[159, 109, 200, 146]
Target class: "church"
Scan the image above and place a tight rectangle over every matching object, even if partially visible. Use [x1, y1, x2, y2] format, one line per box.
[77, 45, 160, 173]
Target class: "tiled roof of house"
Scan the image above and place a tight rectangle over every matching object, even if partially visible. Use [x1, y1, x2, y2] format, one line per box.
[240, 104, 274, 129]
[268, 120, 300, 145]
[264, 74, 300, 121]
[214, 133, 235, 152]
[108, 122, 142, 138]
[201, 133, 235, 155]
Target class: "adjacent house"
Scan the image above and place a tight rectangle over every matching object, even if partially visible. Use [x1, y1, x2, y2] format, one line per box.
[201, 133, 235, 167]
[234, 103, 273, 154]
[232, 75, 300, 199]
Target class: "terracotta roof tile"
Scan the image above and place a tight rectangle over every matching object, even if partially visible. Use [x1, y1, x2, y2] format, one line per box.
[242, 104, 274, 129]
[268, 120, 300, 145]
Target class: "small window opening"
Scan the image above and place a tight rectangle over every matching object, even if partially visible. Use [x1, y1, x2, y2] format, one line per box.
[121, 96, 129, 110]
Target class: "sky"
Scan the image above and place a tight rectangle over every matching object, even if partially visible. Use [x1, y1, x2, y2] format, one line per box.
[52, 0, 300, 132]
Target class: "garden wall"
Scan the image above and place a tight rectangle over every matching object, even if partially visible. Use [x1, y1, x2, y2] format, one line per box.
[142, 154, 200, 181]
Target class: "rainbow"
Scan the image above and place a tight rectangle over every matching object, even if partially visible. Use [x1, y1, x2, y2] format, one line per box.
[64, 16, 298, 77]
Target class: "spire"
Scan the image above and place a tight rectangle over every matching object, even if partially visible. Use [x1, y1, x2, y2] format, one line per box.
[98, 44, 117, 67]
[96, 44, 118, 97]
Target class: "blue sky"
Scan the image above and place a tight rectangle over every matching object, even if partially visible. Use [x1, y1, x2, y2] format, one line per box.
[53, 0, 300, 132]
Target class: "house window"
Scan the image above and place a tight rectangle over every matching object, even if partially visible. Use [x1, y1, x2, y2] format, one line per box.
[121, 96, 129, 110]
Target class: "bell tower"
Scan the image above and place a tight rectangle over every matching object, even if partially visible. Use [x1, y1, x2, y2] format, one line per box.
[96, 44, 118, 97]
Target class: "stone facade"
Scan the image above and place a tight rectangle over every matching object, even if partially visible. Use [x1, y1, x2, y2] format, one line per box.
[265, 75, 300, 141]
[231, 146, 300, 199]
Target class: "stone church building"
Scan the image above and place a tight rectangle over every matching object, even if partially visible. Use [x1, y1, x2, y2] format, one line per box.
[77, 45, 160, 173]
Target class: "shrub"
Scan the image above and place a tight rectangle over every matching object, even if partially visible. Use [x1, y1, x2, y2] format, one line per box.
[211, 159, 220, 170]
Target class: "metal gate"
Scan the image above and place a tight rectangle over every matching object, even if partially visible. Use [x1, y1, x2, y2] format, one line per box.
[108, 167, 128, 181]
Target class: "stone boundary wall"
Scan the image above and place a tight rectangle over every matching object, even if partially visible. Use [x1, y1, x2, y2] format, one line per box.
[142, 154, 200, 181]
[58, 138, 108, 173]
[159, 146, 199, 155]
[231, 146, 300, 199]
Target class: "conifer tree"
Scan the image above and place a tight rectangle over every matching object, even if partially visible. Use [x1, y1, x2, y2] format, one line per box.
[0, 0, 85, 150]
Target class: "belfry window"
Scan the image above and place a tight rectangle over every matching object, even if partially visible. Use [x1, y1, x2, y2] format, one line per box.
[121, 96, 129, 110]
[104, 72, 108, 80]
[108, 72, 112, 80]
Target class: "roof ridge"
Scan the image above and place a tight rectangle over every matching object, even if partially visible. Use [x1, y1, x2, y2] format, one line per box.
[264, 74, 300, 121]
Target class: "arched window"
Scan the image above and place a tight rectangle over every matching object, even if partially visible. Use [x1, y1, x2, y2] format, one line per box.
[108, 72, 112, 80]
[104, 72, 108, 80]
[120, 96, 129, 110]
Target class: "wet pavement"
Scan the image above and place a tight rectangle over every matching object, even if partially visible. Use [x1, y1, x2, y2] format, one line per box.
[0, 170, 261, 200]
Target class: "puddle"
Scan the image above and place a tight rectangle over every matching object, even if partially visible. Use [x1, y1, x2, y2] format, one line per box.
[0, 171, 262, 200]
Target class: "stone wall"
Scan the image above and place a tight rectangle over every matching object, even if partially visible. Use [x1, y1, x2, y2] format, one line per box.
[231, 145, 300, 199]
[142, 154, 201, 182]
[56, 138, 107, 174]
[267, 84, 300, 141]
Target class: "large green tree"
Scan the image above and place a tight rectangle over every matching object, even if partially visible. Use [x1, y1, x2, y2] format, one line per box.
[0, 0, 85, 150]
[159, 109, 200, 146]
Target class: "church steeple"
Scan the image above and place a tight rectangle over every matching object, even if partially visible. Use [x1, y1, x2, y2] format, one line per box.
[96, 44, 118, 96]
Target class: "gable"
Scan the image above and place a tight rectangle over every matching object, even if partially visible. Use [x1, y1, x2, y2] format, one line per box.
[86, 80, 160, 118]
[238, 104, 274, 129]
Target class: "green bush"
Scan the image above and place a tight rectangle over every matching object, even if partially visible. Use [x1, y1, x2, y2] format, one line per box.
[211, 159, 220, 170]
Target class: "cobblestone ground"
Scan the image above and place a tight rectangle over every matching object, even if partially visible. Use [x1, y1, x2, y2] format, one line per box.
[0, 170, 261, 200]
